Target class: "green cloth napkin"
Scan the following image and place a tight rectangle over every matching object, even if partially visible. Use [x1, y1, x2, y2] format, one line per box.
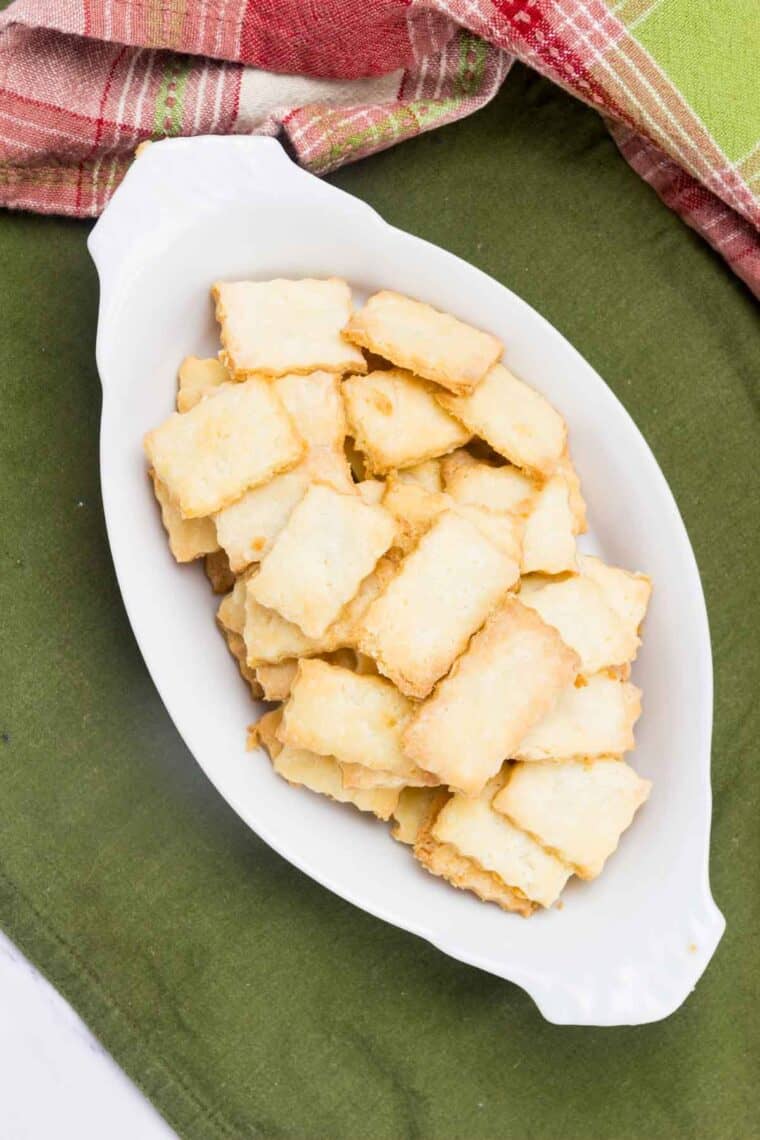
[1, 66, 758, 1140]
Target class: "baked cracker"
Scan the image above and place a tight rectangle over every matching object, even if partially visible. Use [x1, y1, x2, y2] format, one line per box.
[493, 758, 651, 879]
[428, 775, 572, 908]
[278, 658, 419, 777]
[436, 364, 566, 476]
[144, 378, 304, 518]
[358, 509, 520, 698]
[343, 368, 469, 475]
[401, 597, 579, 795]
[519, 573, 640, 674]
[250, 484, 396, 638]
[513, 673, 642, 761]
[343, 290, 502, 395]
[213, 277, 367, 378]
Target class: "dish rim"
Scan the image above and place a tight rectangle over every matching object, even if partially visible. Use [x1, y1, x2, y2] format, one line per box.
[88, 135, 725, 1026]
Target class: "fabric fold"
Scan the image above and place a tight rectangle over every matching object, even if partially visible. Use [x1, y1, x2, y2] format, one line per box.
[0, 0, 758, 295]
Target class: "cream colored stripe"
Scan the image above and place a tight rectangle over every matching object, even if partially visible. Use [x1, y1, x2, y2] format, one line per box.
[612, 0, 666, 30]
[133, 47, 156, 129]
[433, 39, 450, 100]
[193, 61, 211, 133]
[208, 64, 225, 134]
[213, 0, 226, 55]
[89, 46, 143, 212]
[737, 141, 760, 186]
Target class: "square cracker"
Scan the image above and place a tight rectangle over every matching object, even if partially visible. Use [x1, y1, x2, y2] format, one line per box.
[493, 758, 651, 879]
[402, 597, 579, 795]
[216, 445, 353, 577]
[144, 378, 303, 518]
[520, 474, 577, 574]
[244, 591, 327, 664]
[213, 277, 367, 378]
[243, 555, 399, 665]
[380, 480, 447, 551]
[442, 452, 538, 516]
[214, 447, 353, 574]
[339, 766, 409, 791]
[343, 290, 502, 395]
[519, 574, 640, 674]
[427, 775, 572, 908]
[214, 373, 351, 572]
[150, 472, 218, 562]
[321, 554, 402, 648]
[430, 500, 523, 562]
[250, 484, 396, 638]
[437, 364, 566, 476]
[342, 369, 470, 475]
[579, 555, 651, 637]
[413, 787, 535, 915]
[176, 356, 229, 413]
[358, 509, 520, 699]
[513, 673, 642, 761]
[278, 659, 418, 777]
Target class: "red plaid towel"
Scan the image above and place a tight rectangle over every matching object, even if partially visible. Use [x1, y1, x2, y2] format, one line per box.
[1, 1, 758, 297]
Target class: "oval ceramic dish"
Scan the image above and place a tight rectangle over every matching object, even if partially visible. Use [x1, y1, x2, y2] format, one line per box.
[89, 136, 724, 1026]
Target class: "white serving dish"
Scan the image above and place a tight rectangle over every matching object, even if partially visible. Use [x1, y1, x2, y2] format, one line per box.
[88, 136, 724, 1026]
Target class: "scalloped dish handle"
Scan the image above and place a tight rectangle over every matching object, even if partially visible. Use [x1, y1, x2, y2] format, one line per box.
[89, 137, 295, 275]
[89, 137, 384, 283]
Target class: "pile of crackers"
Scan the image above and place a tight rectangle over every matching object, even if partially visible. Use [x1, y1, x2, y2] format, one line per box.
[145, 278, 652, 916]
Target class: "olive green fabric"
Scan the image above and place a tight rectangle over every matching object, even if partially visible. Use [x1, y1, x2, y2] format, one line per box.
[1, 66, 758, 1140]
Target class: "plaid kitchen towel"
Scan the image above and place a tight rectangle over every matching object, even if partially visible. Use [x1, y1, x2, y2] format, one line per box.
[0, 1, 758, 296]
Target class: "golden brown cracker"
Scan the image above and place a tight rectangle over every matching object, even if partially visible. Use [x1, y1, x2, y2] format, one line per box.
[358, 510, 520, 699]
[493, 758, 651, 879]
[402, 597, 579, 794]
[144, 378, 304, 518]
[343, 368, 469, 475]
[437, 364, 566, 476]
[250, 484, 396, 638]
[343, 290, 502, 395]
[213, 277, 367, 377]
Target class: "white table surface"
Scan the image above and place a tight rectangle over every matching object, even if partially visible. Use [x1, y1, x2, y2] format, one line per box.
[0, 928, 176, 1140]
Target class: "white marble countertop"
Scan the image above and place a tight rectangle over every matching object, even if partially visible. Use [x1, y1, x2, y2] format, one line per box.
[0, 929, 176, 1140]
